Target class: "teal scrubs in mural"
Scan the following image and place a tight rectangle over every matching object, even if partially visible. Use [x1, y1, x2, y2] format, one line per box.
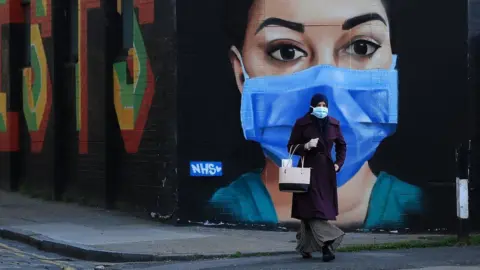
[209, 171, 422, 228]
[209, 170, 278, 224]
[363, 172, 423, 229]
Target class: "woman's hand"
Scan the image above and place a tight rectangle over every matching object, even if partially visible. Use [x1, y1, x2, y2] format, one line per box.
[304, 138, 319, 150]
[334, 164, 339, 172]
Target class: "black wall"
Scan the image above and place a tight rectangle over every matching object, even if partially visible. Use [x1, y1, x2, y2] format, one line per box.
[176, 0, 477, 231]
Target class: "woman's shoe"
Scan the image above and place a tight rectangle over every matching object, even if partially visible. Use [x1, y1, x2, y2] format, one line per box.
[322, 245, 335, 262]
[300, 251, 312, 259]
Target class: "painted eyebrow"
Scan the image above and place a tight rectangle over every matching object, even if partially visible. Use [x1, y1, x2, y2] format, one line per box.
[342, 13, 387, 30]
[255, 17, 305, 34]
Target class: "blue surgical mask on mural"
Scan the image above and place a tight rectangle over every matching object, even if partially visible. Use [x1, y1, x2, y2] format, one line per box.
[236, 50, 398, 187]
[311, 107, 328, 119]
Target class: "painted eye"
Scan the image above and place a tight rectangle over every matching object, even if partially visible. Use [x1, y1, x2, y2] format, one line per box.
[345, 40, 381, 57]
[269, 45, 307, 62]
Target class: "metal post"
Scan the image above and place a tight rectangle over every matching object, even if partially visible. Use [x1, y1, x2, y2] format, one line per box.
[456, 140, 471, 244]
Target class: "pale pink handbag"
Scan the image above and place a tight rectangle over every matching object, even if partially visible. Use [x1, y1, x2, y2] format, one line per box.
[279, 145, 311, 193]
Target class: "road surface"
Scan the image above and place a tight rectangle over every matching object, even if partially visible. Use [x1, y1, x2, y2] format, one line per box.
[1, 237, 480, 270]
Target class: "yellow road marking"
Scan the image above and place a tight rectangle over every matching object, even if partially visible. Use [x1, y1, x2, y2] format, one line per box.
[0, 242, 76, 270]
[0, 245, 25, 257]
[39, 259, 76, 270]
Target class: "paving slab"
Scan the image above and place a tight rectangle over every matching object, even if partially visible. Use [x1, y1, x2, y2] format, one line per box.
[0, 190, 444, 262]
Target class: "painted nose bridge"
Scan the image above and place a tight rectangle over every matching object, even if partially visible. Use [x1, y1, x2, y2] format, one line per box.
[308, 25, 337, 66]
[312, 33, 336, 66]
[313, 46, 335, 66]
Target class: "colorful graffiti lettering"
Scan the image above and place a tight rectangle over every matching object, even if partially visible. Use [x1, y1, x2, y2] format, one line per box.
[31, 0, 51, 37]
[0, 93, 6, 131]
[0, 93, 19, 152]
[113, 0, 155, 153]
[0, 0, 23, 152]
[0, 0, 5, 135]
[35, 0, 46, 17]
[22, 0, 52, 153]
[22, 24, 52, 153]
[76, 0, 100, 154]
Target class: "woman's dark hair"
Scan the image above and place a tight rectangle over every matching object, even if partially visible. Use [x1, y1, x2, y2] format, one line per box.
[225, 0, 395, 52]
[225, 0, 255, 50]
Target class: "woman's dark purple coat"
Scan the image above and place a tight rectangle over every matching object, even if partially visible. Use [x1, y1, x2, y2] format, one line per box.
[287, 115, 347, 221]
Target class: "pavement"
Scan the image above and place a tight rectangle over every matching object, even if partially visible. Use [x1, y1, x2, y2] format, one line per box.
[0, 190, 449, 263]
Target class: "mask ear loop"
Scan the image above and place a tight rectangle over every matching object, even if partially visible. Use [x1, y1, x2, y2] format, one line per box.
[390, 55, 398, 70]
[231, 46, 250, 80]
[389, 54, 399, 123]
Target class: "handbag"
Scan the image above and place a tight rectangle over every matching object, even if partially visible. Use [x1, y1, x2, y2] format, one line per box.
[279, 144, 311, 193]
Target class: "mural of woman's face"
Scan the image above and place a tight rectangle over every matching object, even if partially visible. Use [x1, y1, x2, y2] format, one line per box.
[231, 0, 392, 91]
[229, 0, 395, 224]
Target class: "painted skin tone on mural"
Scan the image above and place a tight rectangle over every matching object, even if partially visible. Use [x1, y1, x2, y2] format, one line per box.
[229, 0, 392, 227]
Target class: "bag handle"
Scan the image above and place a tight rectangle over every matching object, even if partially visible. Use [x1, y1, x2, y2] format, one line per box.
[287, 144, 306, 168]
[288, 144, 300, 156]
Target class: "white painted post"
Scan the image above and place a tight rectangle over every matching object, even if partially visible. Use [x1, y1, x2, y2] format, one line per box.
[456, 177, 469, 219]
[455, 140, 471, 243]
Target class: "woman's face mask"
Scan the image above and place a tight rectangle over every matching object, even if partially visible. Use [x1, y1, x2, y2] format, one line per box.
[236, 49, 398, 187]
[311, 106, 329, 119]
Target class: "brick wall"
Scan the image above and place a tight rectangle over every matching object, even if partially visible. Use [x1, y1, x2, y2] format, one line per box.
[0, 0, 23, 191]
[0, 0, 177, 219]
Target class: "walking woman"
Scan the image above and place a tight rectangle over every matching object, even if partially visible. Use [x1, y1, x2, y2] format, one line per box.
[287, 93, 347, 262]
